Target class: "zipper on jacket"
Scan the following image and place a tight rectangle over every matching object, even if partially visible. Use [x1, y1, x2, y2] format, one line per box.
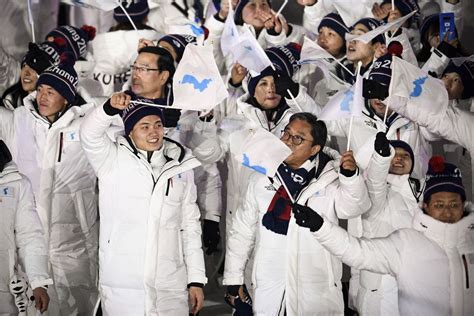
[57, 132, 64, 162]
[165, 178, 172, 196]
[462, 254, 470, 289]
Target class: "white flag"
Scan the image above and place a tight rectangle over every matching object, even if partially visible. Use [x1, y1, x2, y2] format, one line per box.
[172, 43, 229, 111]
[333, 0, 374, 29]
[232, 128, 292, 177]
[168, 23, 206, 37]
[387, 56, 448, 118]
[60, 0, 120, 11]
[299, 36, 334, 64]
[221, 5, 240, 57]
[233, 26, 272, 73]
[345, 10, 417, 44]
[318, 71, 364, 120]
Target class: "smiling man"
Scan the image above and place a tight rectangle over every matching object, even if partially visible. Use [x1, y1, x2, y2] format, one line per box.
[80, 91, 207, 315]
[295, 155, 474, 315]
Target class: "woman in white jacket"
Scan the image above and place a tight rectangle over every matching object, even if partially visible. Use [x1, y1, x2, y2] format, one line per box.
[357, 135, 423, 315]
[80, 92, 207, 315]
[0, 60, 99, 315]
[223, 113, 371, 315]
[0, 141, 52, 315]
[294, 156, 474, 315]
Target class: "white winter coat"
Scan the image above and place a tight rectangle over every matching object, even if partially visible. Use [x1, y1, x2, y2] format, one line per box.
[357, 147, 422, 316]
[224, 151, 371, 315]
[0, 162, 52, 315]
[80, 105, 207, 315]
[314, 207, 474, 315]
[0, 93, 99, 315]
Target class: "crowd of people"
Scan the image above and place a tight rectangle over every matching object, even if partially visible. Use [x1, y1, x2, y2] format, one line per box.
[0, 0, 472, 315]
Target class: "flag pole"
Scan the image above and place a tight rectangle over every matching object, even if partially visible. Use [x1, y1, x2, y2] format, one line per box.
[286, 89, 303, 112]
[27, 0, 35, 42]
[130, 100, 185, 110]
[335, 57, 355, 77]
[391, 0, 395, 10]
[118, 1, 138, 32]
[346, 61, 362, 151]
[274, 0, 288, 19]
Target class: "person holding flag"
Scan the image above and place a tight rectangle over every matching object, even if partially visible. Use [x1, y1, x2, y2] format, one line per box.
[323, 51, 438, 178]
[357, 134, 423, 315]
[293, 156, 474, 315]
[223, 112, 371, 315]
[80, 91, 207, 315]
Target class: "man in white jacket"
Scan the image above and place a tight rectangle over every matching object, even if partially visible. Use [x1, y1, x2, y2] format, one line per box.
[295, 156, 474, 315]
[223, 112, 371, 315]
[0, 140, 52, 315]
[0, 58, 99, 315]
[80, 92, 207, 315]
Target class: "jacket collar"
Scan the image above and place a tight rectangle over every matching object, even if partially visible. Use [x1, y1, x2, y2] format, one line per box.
[0, 162, 22, 184]
[237, 94, 293, 131]
[23, 91, 92, 129]
[412, 207, 474, 248]
[117, 136, 201, 180]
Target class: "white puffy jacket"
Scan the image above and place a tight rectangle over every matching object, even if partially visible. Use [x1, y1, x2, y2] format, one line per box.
[314, 207, 474, 315]
[0, 93, 99, 315]
[0, 162, 52, 314]
[224, 151, 371, 315]
[357, 147, 422, 316]
[80, 105, 207, 315]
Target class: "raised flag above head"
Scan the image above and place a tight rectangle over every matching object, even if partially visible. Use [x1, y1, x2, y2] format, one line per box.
[172, 43, 228, 111]
[221, 2, 240, 57]
[345, 10, 417, 44]
[332, 0, 374, 28]
[231, 128, 292, 177]
[168, 23, 206, 38]
[318, 70, 364, 121]
[387, 56, 448, 117]
[61, 0, 123, 11]
[234, 26, 273, 73]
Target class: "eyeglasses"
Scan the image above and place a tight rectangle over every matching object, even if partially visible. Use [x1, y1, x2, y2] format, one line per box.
[281, 130, 311, 146]
[431, 201, 461, 211]
[130, 65, 160, 74]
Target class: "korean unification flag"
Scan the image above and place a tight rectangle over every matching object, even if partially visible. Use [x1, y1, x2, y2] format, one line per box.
[172, 43, 228, 111]
[233, 26, 272, 74]
[299, 36, 334, 64]
[221, 4, 240, 57]
[168, 23, 206, 37]
[61, 0, 120, 11]
[345, 10, 417, 44]
[318, 71, 364, 120]
[387, 56, 448, 119]
[232, 128, 292, 177]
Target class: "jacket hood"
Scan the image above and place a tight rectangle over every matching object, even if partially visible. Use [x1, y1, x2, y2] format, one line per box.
[0, 161, 21, 184]
[23, 91, 94, 127]
[412, 205, 474, 248]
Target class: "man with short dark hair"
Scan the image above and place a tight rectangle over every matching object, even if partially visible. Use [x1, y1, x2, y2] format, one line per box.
[80, 91, 206, 315]
[295, 156, 474, 315]
[223, 112, 371, 315]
